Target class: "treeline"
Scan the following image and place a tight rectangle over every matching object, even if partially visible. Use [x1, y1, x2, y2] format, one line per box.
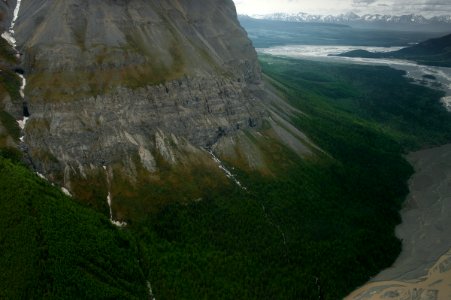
[130, 56, 451, 299]
[2, 54, 451, 299]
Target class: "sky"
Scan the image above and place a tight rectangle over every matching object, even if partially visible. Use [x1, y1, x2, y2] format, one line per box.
[233, 0, 451, 17]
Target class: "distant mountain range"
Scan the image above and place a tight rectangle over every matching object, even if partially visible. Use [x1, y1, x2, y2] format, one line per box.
[247, 12, 451, 26]
[337, 33, 451, 67]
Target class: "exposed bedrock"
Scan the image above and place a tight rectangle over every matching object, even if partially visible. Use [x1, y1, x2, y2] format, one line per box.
[0, 0, 318, 213]
[25, 76, 267, 176]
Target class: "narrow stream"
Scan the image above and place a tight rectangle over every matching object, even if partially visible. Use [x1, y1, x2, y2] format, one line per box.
[2, 2, 157, 297]
[207, 149, 246, 189]
[259, 45, 451, 108]
[259, 45, 451, 299]
[146, 281, 156, 300]
[208, 148, 290, 265]
[1, 0, 22, 48]
[103, 166, 127, 227]
[1, 0, 28, 140]
[346, 144, 451, 299]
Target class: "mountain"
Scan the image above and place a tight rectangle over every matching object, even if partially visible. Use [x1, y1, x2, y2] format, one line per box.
[0, 0, 320, 297]
[337, 33, 451, 67]
[253, 12, 451, 25]
[1, 0, 315, 219]
[238, 15, 446, 49]
[2, 1, 451, 299]
[250, 12, 451, 31]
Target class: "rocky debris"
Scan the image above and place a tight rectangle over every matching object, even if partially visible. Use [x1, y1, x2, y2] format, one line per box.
[346, 143, 451, 300]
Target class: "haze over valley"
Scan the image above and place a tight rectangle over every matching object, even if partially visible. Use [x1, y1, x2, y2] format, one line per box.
[236, 0, 451, 298]
[0, 0, 450, 299]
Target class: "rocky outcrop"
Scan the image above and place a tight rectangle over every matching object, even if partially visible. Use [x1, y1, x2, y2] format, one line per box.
[26, 76, 266, 175]
[15, 0, 261, 89]
[5, 0, 265, 176]
[0, 0, 318, 215]
[0, 0, 16, 31]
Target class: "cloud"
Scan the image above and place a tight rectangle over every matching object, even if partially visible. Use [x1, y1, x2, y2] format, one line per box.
[234, 0, 354, 15]
[353, 0, 378, 4]
[233, 0, 451, 16]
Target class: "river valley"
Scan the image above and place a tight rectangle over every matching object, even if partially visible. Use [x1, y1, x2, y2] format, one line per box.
[258, 48, 451, 299]
[259, 45, 451, 101]
[347, 144, 451, 300]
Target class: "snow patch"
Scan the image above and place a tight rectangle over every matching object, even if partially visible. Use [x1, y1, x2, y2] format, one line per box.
[104, 166, 127, 227]
[7, 0, 29, 142]
[61, 187, 72, 197]
[11, 0, 22, 29]
[2, 0, 22, 48]
[111, 219, 127, 228]
[18, 74, 26, 98]
[1, 32, 16, 48]
[17, 116, 28, 142]
[17, 116, 28, 130]
[36, 172, 47, 180]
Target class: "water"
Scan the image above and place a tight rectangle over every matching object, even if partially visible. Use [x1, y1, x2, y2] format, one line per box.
[1, 0, 22, 48]
[147, 281, 156, 300]
[207, 150, 246, 190]
[259, 44, 451, 105]
[259, 45, 405, 57]
[103, 166, 127, 227]
[2, 0, 29, 139]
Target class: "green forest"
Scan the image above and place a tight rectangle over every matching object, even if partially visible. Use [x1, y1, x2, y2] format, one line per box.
[0, 154, 148, 299]
[2, 55, 451, 299]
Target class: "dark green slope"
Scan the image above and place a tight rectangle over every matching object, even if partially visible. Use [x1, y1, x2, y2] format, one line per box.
[0, 156, 147, 299]
[128, 56, 451, 300]
[2, 54, 451, 300]
[338, 33, 451, 67]
[396, 33, 451, 56]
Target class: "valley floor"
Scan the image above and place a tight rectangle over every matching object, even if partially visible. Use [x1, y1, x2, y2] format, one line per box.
[347, 144, 451, 300]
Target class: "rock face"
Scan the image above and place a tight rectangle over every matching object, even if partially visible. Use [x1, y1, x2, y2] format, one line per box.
[7, 0, 269, 184]
[17, 0, 261, 82]
[27, 77, 266, 176]
[0, 0, 321, 222]
[0, 1, 16, 30]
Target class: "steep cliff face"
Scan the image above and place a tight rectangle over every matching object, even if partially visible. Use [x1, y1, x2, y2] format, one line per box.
[0, 1, 16, 30]
[17, 0, 261, 95]
[1, 0, 317, 219]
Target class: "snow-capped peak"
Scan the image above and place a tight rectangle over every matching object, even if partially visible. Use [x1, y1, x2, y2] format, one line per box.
[249, 12, 451, 25]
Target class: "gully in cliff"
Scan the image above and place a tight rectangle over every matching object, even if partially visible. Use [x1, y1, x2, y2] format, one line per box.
[2, 0, 29, 137]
